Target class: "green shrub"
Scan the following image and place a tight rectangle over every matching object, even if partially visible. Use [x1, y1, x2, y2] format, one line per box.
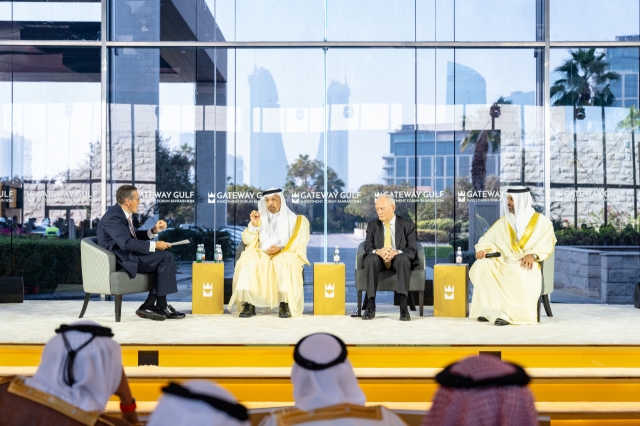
[555, 225, 640, 246]
[416, 229, 449, 243]
[0, 236, 82, 293]
[423, 245, 453, 259]
[416, 218, 455, 232]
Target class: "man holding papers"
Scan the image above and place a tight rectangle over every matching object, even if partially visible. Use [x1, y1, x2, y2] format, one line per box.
[97, 185, 186, 321]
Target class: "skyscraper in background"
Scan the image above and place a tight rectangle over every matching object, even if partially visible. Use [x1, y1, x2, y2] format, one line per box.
[248, 66, 288, 190]
[607, 36, 639, 108]
[227, 154, 244, 185]
[316, 79, 350, 189]
[446, 62, 486, 105]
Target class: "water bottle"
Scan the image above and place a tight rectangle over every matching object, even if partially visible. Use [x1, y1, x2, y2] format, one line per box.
[216, 244, 223, 263]
[456, 247, 462, 265]
[196, 244, 202, 263]
[333, 246, 340, 264]
[201, 244, 206, 262]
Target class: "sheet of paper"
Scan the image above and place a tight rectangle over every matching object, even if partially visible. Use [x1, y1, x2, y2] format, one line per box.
[168, 239, 190, 246]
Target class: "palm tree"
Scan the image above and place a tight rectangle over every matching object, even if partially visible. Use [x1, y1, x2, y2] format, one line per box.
[617, 106, 640, 220]
[460, 97, 511, 193]
[550, 48, 620, 227]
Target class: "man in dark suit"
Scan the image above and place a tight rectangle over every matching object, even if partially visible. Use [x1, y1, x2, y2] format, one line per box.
[362, 194, 417, 321]
[97, 185, 185, 321]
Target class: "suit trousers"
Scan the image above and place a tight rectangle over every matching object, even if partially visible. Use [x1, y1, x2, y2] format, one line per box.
[363, 252, 412, 300]
[136, 251, 178, 297]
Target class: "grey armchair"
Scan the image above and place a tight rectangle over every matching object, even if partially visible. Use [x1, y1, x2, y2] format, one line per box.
[79, 237, 155, 322]
[538, 249, 555, 321]
[355, 241, 427, 316]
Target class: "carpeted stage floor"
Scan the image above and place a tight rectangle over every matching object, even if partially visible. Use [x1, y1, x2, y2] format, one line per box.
[1, 301, 638, 345]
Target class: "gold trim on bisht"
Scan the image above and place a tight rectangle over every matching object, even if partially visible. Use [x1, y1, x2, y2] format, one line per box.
[7, 376, 101, 426]
[275, 215, 303, 256]
[507, 212, 541, 252]
[274, 404, 383, 426]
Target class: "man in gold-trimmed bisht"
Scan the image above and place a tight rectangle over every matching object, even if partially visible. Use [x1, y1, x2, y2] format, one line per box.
[260, 333, 408, 426]
[228, 188, 310, 318]
[470, 186, 556, 325]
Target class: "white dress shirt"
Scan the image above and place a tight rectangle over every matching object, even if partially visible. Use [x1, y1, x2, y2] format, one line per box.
[121, 206, 157, 252]
[372, 215, 401, 254]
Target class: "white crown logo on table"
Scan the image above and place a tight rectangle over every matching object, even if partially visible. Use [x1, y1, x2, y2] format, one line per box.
[444, 285, 454, 300]
[324, 283, 335, 298]
[203, 283, 213, 297]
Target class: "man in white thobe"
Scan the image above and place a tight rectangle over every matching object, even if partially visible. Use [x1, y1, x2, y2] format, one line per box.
[147, 380, 249, 426]
[469, 186, 556, 325]
[260, 333, 407, 426]
[228, 188, 310, 318]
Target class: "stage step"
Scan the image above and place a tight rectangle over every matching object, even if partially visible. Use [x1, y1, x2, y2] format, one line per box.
[3, 345, 640, 368]
[2, 344, 640, 424]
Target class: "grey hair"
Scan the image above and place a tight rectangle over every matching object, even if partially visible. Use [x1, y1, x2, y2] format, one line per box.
[376, 194, 396, 206]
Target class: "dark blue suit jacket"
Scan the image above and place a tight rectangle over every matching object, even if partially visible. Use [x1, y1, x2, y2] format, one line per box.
[97, 205, 153, 279]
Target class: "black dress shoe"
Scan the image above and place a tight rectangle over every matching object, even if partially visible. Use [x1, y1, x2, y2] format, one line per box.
[399, 309, 411, 321]
[494, 318, 510, 326]
[477, 316, 489, 322]
[362, 308, 376, 320]
[158, 304, 186, 319]
[278, 302, 291, 318]
[239, 303, 256, 318]
[136, 305, 166, 321]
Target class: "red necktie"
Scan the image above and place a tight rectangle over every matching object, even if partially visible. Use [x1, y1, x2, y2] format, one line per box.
[127, 215, 137, 239]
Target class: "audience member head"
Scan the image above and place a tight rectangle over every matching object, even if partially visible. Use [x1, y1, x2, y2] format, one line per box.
[147, 380, 250, 426]
[25, 321, 122, 413]
[292, 333, 365, 411]
[425, 355, 537, 426]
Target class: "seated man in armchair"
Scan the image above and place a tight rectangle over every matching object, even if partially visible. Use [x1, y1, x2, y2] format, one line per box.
[470, 186, 556, 326]
[361, 194, 418, 321]
[227, 188, 310, 318]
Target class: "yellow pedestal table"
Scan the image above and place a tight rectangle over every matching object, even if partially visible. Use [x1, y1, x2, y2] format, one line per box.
[313, 263, 345, 315]
[434, 263, 469, 317]
[192, 261, 224, 314]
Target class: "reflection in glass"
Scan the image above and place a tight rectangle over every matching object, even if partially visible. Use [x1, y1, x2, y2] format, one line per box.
[551, 0, 639, 41]
[550, 47, 639, 229]
[235, 0, 323, 41]
[417, 48, 543, 265]
[111, 0, 225, 42]
[0, 47, 100, 295]
[0, 0, 101, 41]
[454, 0, 536, 41]
[327, 0, 415, 41]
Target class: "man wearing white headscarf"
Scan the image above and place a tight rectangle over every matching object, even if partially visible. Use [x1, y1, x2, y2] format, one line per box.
[469, 186, 556, 325]
[147, 380, 250, 426]
[228, 188, 310, 318]
[0, 321, 138, 425]
[261, 333, 407, 426]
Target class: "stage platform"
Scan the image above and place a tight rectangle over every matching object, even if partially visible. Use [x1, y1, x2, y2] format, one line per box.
[0, 300, 638, 345]
[1, 300, 639, 424]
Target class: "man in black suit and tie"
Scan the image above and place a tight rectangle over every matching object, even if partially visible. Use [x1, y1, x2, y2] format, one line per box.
[362, 194, 417, 321]
[97, 185, 185, 321]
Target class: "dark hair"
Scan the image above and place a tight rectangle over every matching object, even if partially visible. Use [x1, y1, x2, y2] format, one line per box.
[116, 185, 138, 205]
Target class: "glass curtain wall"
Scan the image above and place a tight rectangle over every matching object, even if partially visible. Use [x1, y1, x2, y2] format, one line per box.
[1, 0, 639, 306]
